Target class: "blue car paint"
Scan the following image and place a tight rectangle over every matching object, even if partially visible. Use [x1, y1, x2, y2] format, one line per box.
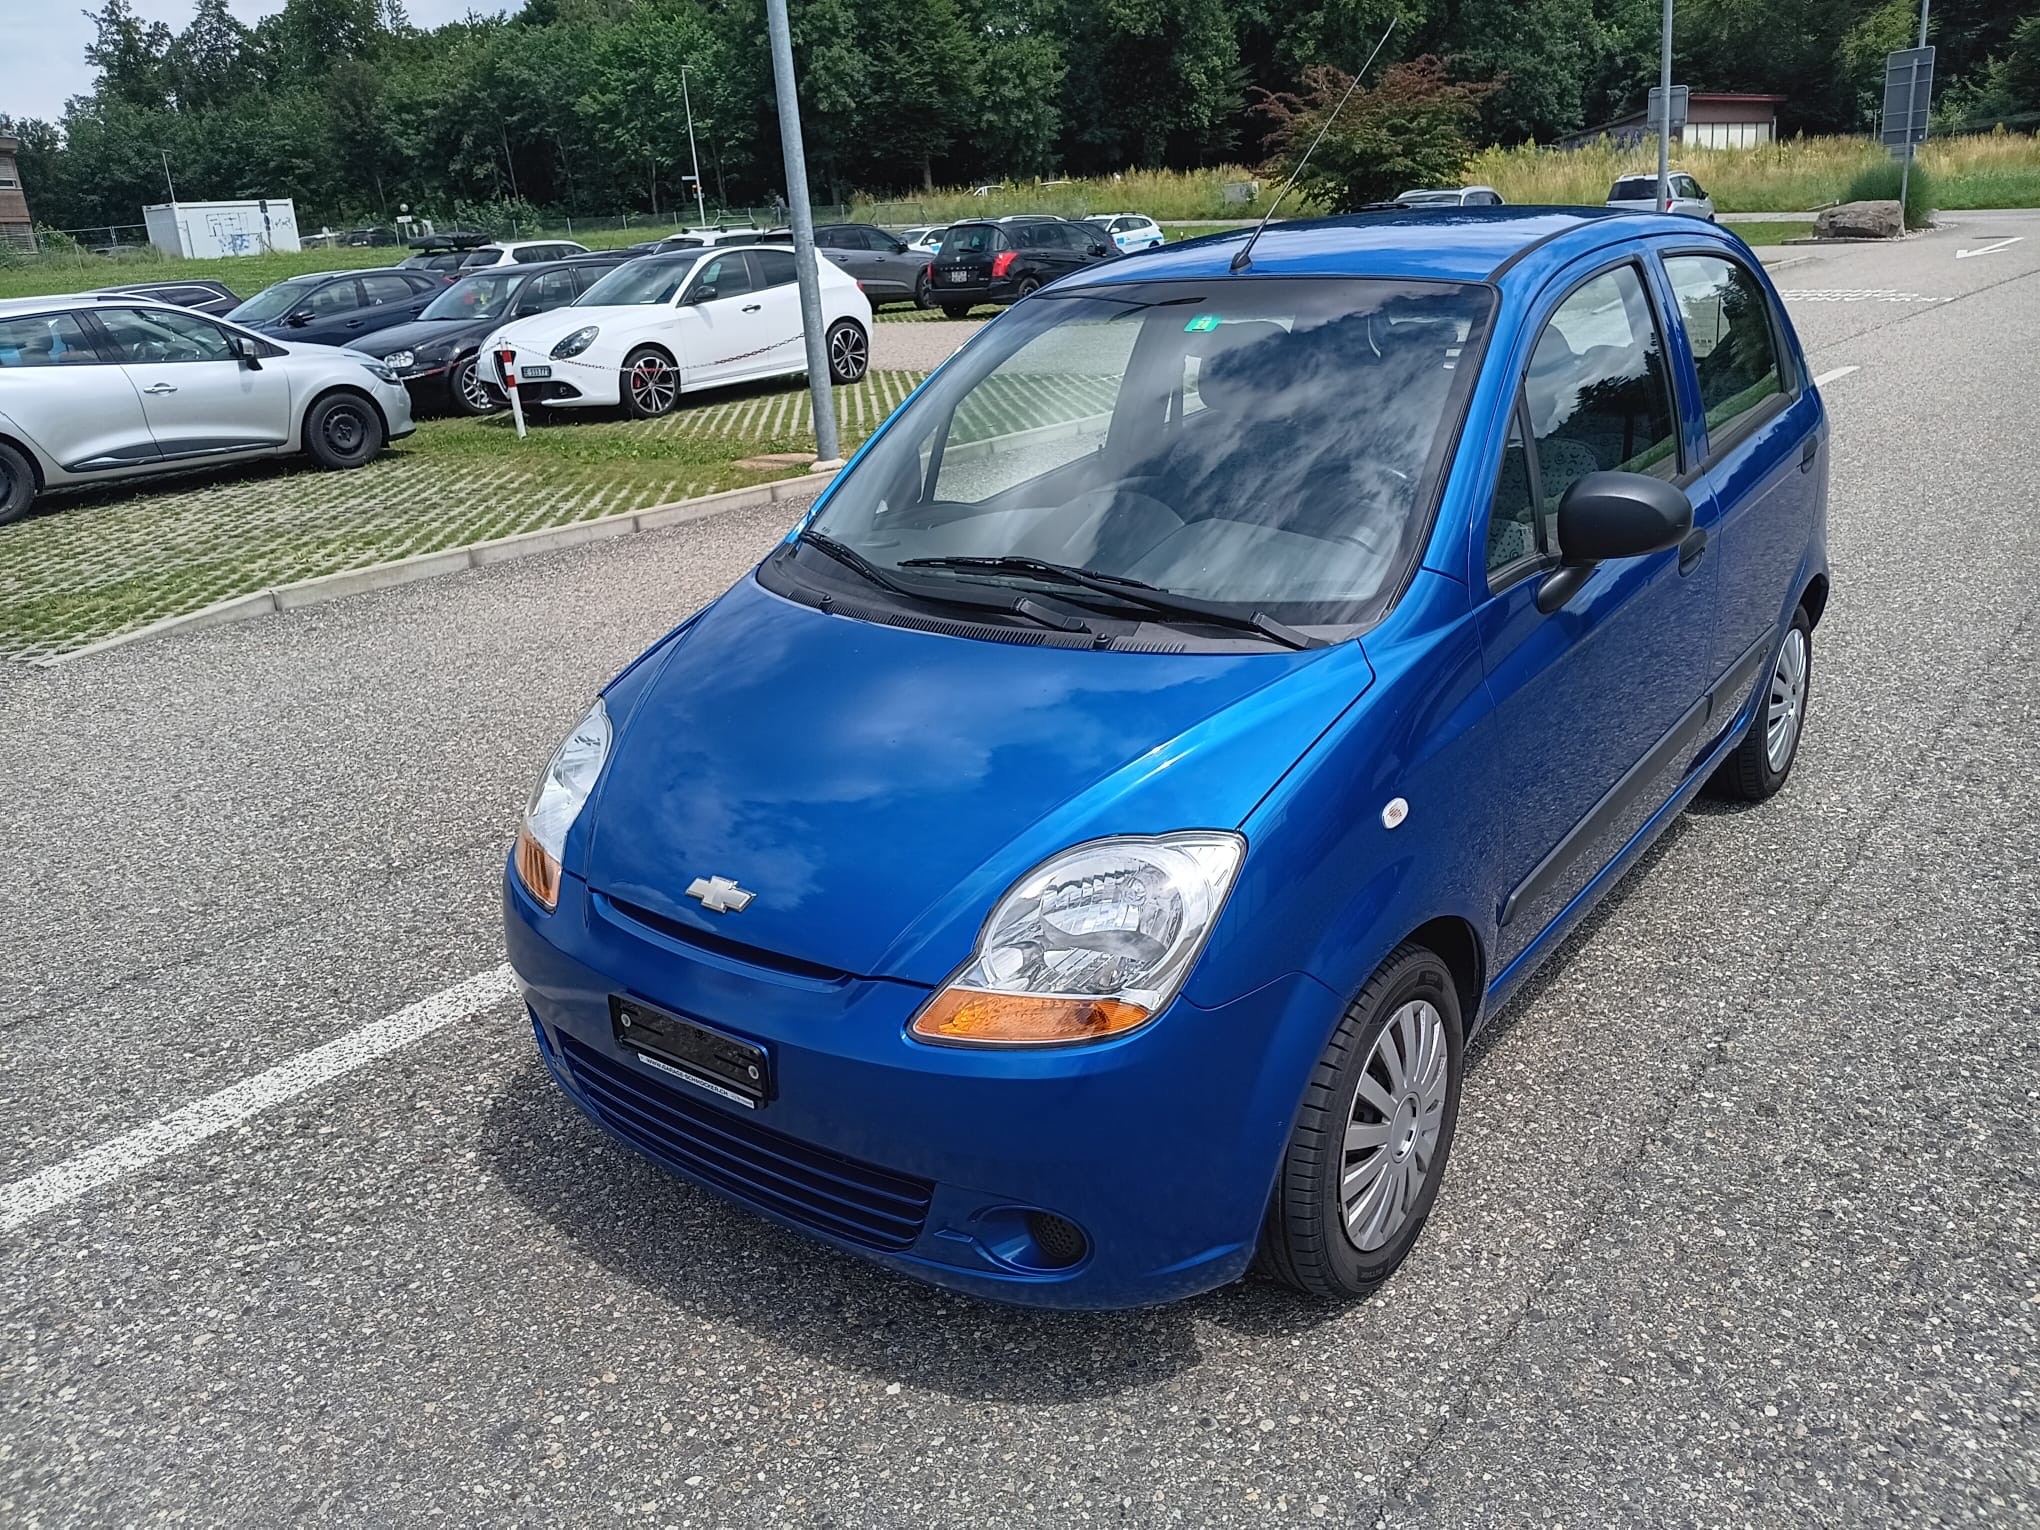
[505, 208, 1829, 1308]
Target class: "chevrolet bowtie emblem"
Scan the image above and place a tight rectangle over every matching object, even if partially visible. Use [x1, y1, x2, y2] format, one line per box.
[685, 875, 756, 914]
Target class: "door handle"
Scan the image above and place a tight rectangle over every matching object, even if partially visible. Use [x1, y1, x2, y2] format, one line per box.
[1678, 528, 1708, 575]
[142, 382, 178, 395]
[742, 304, 763, 313]
[1799, 434, 1819, 473]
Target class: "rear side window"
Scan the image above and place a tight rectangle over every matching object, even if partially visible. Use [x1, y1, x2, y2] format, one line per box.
[0, 311, 101, 366]
[360, 274, 417, 306]
[1664, 254, 1785, 446]
[1524, 262, 1680, 515]
[749, 249, 796, 288]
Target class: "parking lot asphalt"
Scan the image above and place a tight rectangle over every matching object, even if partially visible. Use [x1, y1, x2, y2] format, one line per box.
[2, 212, 2037, 1527]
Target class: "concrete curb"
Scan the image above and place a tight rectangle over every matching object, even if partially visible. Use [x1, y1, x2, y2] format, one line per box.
[33, 469, 835, 669]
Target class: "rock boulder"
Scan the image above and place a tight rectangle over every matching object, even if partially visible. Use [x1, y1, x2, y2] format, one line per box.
[1816, 199, 1905, 239]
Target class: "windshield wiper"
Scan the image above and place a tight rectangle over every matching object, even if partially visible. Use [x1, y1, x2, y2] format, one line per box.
[896, 555, 1326, 651]
[794, 533, 1095, 636]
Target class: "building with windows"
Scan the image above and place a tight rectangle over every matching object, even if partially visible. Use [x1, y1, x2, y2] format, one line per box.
[0, 136, 33, 251]
[1560, 94, 1788, 151]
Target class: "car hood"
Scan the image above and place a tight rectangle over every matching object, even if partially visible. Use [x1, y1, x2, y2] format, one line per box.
[580, 574, 1374, 986]
[356, 316, 490, 360]
[490, 304, 663, 354]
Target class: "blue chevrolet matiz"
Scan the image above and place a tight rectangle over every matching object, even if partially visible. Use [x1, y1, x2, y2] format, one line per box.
[505, 209, 1828, 1309]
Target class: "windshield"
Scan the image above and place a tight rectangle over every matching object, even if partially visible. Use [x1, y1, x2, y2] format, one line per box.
[576, 255, 696, 306]
[229, 278, 321, 324]
[421, 270, 522, 320]
[806, 276, 1494, 632]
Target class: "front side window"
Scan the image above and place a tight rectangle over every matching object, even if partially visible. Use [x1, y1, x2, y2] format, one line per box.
[1664, 254, 1784, 447]
[691, 253, 756, 300]
[1523, 263, 1680, 529]
[804, 277, 1495, 631]
[518, 269, 579, 312]
[1675, 175, 1707, 200]
[1486, 407, 1540, 578]
[0, 311, 101, 367]
[97, 307, 235, 363]
[307, 281, 359, 315]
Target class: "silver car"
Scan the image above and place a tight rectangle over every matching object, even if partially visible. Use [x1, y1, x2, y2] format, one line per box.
[1606, 171, 1716, 221]
[0, 293, 415, 525]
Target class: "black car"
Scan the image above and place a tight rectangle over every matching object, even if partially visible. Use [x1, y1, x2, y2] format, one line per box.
[353, 255, 629, 415]
[225, 268, 443, 349]
[90, 278, 242, 317]
[812, 223, 933, 309]
[343, 226, 400, 247]
[927, 218, 1116, 317]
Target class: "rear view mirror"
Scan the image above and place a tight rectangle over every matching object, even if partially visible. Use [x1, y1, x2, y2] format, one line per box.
[691, 285, 718, 304]
[285, 309, 313, 327]
[228, 332, 262, 367]
[1538, 472, 1694, 613]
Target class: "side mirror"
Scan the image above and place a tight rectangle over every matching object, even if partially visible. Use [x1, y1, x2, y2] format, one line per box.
[228, 332, 263, 368]
[690, 284, 717, 304]
[1537, 471, 1693, 614]
[285, 309, 313, 328]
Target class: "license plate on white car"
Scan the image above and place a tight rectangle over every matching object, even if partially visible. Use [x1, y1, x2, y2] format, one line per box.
[521, 364, 552, 379]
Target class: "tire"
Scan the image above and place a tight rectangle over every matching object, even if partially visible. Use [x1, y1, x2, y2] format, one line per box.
[302, 392, 385, 470]
[1711, 605, 1812, 801]
[620, 346, 679, 419]
[1014, 276, 1042, 300]
[447, 354, 499, 416]
[914, 272, 933, 310]
[825, 319, 868, 384]
[1255, 943, 1464, 1299]
[941, 303, 972, 320]
[0, 438, 36, 527]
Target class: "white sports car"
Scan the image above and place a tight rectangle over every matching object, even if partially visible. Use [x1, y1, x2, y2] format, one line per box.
[480, 245, 871, 418]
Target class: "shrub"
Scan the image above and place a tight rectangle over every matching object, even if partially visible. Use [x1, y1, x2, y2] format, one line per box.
[1253, 58, 1492, 213]
[1842, 157, 1935, 228]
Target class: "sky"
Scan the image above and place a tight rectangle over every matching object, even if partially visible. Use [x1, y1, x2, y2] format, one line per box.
[0, 0, 519, 124]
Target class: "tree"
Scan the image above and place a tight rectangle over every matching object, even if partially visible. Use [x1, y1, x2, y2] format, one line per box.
[1254, 55, 1492, 209]
[856, 0, 980, 189]
[169, 0, 256, 112]
[82, 0, 175, 111]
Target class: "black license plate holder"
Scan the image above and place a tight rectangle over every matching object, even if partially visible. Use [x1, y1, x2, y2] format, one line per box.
[610, 996, 771, 1109]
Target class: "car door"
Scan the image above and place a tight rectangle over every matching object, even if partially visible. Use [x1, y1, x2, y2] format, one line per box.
[291, 278, 368, 346]
[1657, 247, 1820, 701]
[862, 227, 920, 301]
[1673, 175, 1713, 219]
[0, 308, 157, 474]
[92, 306, 293, 457]
[1474, 253, 1718, 963]
[350, 272, 434, 338]
[673, 250, 775, 387]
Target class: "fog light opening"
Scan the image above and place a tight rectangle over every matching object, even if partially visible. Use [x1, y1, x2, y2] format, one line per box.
[1024, 1212, 1089, 1270]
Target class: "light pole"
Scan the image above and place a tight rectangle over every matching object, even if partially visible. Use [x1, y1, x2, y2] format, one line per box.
[680, 65, 708, 229]
[1897, 0, 1931, 225]
[764, 0, 842, 466]
[1656, 0, 1673, 212]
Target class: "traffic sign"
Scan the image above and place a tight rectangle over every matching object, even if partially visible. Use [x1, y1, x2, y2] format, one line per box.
[1647, 84, 1689, 135]
[1881, 46, 1935, 147]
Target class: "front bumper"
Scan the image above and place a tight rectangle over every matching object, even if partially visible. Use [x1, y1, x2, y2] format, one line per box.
[504, 864, 1340, 1309]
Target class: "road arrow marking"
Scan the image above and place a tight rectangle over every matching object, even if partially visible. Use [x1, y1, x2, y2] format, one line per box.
[1812, 366, 1859, 386]
[1955, 237, 2022, 259]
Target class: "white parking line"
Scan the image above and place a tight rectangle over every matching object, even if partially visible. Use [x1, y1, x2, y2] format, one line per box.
[0, 965, 520, 1233]
[1813, 365, 1860, 386]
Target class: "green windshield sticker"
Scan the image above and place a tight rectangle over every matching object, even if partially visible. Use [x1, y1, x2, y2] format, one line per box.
[1184, 314, 1222, 333]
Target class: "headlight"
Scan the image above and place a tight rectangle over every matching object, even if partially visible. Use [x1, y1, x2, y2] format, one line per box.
[512, 698, 612, 911]
[381, 349, 415, 371]
[551, 327, 599, 360]
[910, 832, 1244, 1047]
[357, 359, 400, 385]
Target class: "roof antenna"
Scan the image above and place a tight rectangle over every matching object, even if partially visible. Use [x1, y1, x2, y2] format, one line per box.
[1232, 16, 1398, 273]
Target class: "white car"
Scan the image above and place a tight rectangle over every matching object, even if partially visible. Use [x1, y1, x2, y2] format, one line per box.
[462, 239, 592, 267]
[1083, 213, 1165, 252]
[480, 245, 872, 418]
[899, 225, 947, 255]
[1394, 186, 1505, 208]
[0, 293, 414, 524]
[1606, 172, 1716, 221]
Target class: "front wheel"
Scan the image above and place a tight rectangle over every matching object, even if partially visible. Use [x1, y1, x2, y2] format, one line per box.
[825, 319, 868, 384]
[1711, 606, 1812, 800]
[0, 438, 37, 527]
[448, 354, 499, 416]
[1256, 943, 1464, 1299]
[620, 346, 679, 418]
[302, 393, 385, 470]
[940, 303, 972, 320]
[914, 272, 933, 310]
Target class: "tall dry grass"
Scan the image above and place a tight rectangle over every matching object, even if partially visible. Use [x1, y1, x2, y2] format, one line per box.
[853, 130, 2039, 225]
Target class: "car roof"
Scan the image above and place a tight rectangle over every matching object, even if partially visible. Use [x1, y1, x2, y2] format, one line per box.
[1058, 207, 1654, 287]
[0, 291, 187, 317]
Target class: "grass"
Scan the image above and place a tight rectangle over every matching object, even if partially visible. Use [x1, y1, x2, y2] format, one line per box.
[1727, 221, 1819, 246]
[1842, 160, 1935, 228]
[0, 370, 925, 661]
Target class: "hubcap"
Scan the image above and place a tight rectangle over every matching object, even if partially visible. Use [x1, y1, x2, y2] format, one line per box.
[630, 358, 676, 413]
[1341, 999, 1448, 1252]
[459, 359, 493, 411]
[830, 325, 866, 378]
[1766, 628, 1807, 772]
[325, 409, 365, 454]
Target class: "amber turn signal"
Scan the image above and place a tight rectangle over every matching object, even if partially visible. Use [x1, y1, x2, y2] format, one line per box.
[514, 824, 561, 911]
[910, 989, 1152, 1046]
